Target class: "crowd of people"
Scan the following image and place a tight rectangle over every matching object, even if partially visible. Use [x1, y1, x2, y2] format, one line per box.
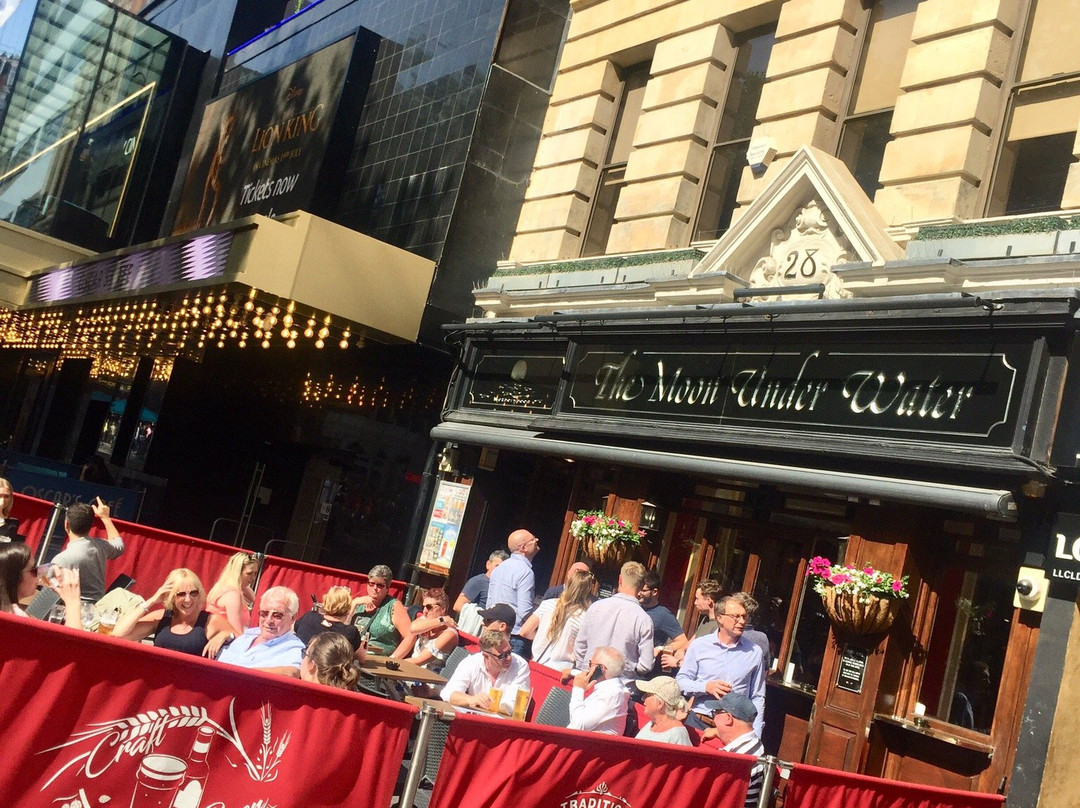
[0, 500, 771, 807]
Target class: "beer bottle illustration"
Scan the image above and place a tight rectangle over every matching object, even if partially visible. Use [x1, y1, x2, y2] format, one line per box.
[171, 725, 214, 808]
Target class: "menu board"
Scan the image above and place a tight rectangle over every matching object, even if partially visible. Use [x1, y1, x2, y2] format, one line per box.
[419, 480, 472, 571]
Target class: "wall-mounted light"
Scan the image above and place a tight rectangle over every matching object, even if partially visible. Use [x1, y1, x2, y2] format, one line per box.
[640, 501, 658, 532]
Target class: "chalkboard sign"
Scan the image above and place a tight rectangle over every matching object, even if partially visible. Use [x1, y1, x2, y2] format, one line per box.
[837, 645, 868, 693]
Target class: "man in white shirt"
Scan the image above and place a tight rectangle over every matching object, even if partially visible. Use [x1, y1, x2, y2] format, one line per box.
[441, 629, 531, 715]
[574, 561, 654, 678]
[567, 646, 630, 735]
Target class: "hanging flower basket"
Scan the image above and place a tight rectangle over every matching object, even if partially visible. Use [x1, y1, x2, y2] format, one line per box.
[807, 556, 909, 636]
[570, 510, 643, 570]
[820, 587, 900, 635]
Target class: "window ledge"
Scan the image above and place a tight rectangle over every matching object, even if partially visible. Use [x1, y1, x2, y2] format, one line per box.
[873, 714, 995, 756]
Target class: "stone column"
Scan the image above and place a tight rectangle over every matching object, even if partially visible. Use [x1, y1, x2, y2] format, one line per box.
[605, 25, 733, 253]
[874, 0, 1020, 225]
[508, 59, 621, 262]
[737, 0, 860, 214]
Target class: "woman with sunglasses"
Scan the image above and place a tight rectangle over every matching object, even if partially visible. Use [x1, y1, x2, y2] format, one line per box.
[405, 587, 458, 672]
[113, 568, 223, 656]
[351, 564, 413, 658]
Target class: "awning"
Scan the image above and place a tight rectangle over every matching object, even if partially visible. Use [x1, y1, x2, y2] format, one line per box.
[430, 422, 1017, 519]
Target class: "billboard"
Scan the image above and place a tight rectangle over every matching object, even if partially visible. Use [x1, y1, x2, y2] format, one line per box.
[173, 34, 369, 234]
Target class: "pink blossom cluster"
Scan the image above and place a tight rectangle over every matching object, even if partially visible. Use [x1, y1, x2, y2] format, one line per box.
[805, 555, 909, 600]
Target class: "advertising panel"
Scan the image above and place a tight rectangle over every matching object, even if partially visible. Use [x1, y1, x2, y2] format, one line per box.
[173, 35, 361, 234]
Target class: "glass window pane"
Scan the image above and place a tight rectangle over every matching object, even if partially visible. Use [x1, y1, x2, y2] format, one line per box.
[716, 26, 775, 144]
[694, 142, 745, 241]
[1000, 131, 1074, 215]
[1020, 0, 1080, 83]
[837, 110, 893, 200]
[850, 0, 918, 115]
[921, 571, 1014, 734]
[607, 63, 650, 165]
[581, 165, 625, 257]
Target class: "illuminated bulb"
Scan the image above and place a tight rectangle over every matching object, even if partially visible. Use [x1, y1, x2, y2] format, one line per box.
[280, 328, 290, 338]
[304, 327, 314, 338]
[217, 340, 225, 348]
[283, 314, 293, 327]
[287, 339, 296, 348]
[318, 327, 329, 338]
[244, 301, 254, 311]
[238, 339, 246, 348]
[315, 339, 324, 349]
[339, 339, 348, 349]
[261, 339, 270, 349]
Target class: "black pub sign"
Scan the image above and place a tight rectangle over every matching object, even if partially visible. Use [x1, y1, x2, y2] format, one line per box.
[563, 341, 1028, 446]
[1048, 513, 1080, 583]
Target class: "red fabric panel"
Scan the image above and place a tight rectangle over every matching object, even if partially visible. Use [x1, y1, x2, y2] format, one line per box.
[428, 711, 754, 808]
[255, 554, 406, 610]
[0, 611, 416, 807]
[13, 492, 57, 551]
[526, 660, 570, 718]
[785, 762, 1006, 808]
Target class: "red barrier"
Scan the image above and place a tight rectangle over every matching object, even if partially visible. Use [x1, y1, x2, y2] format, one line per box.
[15, 492, 409, 628]
[428, 710, 754, 808]
[0, 612, 416, 807]
[785, 762, 1006, 808]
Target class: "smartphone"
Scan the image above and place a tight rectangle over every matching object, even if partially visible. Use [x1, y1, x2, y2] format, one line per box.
[588, 664, 605, 684]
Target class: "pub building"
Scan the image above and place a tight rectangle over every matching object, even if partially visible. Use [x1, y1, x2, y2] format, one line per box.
[427, 149, 1080, 802]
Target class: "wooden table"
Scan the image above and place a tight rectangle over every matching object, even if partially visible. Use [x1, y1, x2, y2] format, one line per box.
[361, 655, 448, 686]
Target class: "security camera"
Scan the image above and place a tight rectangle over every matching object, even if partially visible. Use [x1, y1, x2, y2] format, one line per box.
[1016, 578, 1040, 599]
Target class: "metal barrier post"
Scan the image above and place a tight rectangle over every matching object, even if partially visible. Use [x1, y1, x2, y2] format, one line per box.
[757, 755, 792, 808]
[35, 501, 66, 565]
[399, 705, 440, 808]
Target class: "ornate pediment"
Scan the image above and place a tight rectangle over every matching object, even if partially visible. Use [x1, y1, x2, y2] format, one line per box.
[747, 199, 853, 300]
[690, 146, 903, 298]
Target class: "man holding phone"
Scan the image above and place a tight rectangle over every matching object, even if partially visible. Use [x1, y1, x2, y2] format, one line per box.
[567, 646, 630, 734]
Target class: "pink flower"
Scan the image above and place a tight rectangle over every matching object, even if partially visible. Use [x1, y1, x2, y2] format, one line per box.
[863, 567, 875, 575]
[892, 581, 904, 592]
[830, 573, 850, 586]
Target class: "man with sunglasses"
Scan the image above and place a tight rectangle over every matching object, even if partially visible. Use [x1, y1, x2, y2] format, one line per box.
[676, 595, 766, 734]
[441, 628, 531, 714]
[218, 586, 306, 677]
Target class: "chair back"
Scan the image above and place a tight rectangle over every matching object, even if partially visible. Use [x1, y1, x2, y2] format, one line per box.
[456, 602, 483, 636]
[534, 686, 572, 727]
[441, 645, 470, 679]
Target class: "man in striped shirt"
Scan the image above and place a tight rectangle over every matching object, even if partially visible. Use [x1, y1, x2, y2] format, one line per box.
[702, 692, 766, 808]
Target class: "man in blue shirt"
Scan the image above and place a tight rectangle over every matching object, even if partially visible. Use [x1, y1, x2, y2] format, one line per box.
[453, 549, 509, 613]
[677, 594, 766, 735]
[637, 570, 688, 677]
[219, 585, 306, 677]
[485, 528, 540, 655]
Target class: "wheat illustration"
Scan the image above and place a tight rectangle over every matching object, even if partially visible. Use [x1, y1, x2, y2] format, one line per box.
[40, 700, 292, 789]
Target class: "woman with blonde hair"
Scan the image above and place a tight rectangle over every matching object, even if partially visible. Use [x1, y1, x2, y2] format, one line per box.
[301, 632, 360, 691]
[0, 477, 20, 540]
[295, 585, 365, 660]
[205, 552, 258, 635]
[113, 568, 223, 656]
[520, 568, 595, 671]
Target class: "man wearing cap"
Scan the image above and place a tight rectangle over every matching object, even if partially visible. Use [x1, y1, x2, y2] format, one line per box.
[574, 561, 654, 678]
[485, 528, 540, 655]
[677, 594, 766, 735]
[441, 628, 531, 714]
[567, 646, 630, 735]
[701, 693, 766, 808]
[634, 676, 692, 746]
[477, 602, 516, 635]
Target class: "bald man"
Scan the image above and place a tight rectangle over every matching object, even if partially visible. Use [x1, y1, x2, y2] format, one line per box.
[486, 528, 540, 655]
[534, 561, 591, 609]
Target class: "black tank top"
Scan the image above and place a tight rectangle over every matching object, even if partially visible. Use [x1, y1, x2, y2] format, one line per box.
[153, 610, 210, 656]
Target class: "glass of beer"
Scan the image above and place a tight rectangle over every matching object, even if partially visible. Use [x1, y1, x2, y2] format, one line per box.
[488, 687, 503, 714]
[98, 609, 118, 635]
[512, 687, 531, 721]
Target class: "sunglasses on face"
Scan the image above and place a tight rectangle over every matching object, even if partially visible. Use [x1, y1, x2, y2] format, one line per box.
[422, 603, 441, 611]
[175, 589, 200, 599]
[484, 648, 512, 661]
[259, 610, 287, 621]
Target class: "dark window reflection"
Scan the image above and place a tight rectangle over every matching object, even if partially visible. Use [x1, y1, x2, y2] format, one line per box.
[837, 110, 893, 201]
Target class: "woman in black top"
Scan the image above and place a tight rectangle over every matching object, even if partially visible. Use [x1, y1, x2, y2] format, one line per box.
[295, 585, 365, 660]
[113, 568, 223, 656]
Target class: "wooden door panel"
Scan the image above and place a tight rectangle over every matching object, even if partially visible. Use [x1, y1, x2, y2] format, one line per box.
[812, 724, 860, 769]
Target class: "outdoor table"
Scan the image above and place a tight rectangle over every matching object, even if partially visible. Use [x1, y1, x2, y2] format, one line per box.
[360, 655, 448, 699]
